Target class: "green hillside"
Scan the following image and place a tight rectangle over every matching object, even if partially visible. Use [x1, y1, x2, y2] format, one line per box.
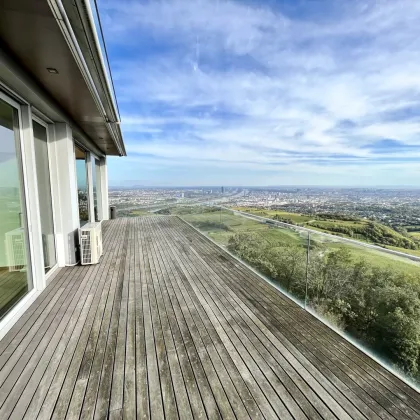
[167, 206, 420, 275]
[233, 207, 420, 253]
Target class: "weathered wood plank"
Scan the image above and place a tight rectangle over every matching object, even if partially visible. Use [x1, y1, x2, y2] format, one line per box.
[0, 266, 89, 407]
[170, 218, 368, 420]
[123, 219, 137, 419]
[181, 219, 386, 420]
[154, 220, 264, 420]
[158, 218, 322, 420]
[153, 218, 282, 420]
[23, 219, 124, 420]
[133, 217, 150, 420]
[66, 219, 128, 420]
[46, 219, 128, 420]
[5, 220, 123, 419]
[173, 216, 420, 419]
[138, 218, 166, 420]
[175, 216, 420, 419]
[140, 218, 180, 420]
[144, 229, 194, 419]
[0, 219, 116, 357]
[1, 253, 108, 418]
[0, 215, 418, 420]
[153, 219, 261, 420]
[144, 217, 226, 420]
[138, 218, 206, 420]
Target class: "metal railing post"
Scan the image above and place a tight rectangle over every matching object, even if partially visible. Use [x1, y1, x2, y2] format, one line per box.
[304, 232, 310, 309]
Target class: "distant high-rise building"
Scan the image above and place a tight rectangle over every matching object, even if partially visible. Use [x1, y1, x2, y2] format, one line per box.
[221, 186, 225, 194]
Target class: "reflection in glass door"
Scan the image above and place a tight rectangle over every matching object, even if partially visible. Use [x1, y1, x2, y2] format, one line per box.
[92, 158, 102, 221]
[0, 97, 32, 320]
[75, 145, 89, 225]
[33, 121, 57, 273]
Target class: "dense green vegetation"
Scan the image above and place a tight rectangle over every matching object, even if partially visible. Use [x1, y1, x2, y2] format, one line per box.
[169, 206, 420, 382]
[227, 232, 420, 380]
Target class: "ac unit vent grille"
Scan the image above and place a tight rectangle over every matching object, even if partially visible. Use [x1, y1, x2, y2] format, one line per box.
[79, 222, 103, 265]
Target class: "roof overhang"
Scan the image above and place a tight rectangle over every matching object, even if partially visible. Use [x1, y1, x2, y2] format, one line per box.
[0, 0, 126, 156]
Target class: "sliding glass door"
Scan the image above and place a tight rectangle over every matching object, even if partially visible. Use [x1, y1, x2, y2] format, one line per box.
[33, 121, 57, 273]
[92, 158, 102, 222]
[75, 145, 89, 226]
[0, 97, 32, 320]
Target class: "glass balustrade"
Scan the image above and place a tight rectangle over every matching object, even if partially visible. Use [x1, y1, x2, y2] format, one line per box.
[131, 200, 419, 385]
[107, 192, 420, 384]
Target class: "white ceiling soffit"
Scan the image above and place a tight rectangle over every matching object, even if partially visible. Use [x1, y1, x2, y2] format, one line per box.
[0, 0, 126, 156]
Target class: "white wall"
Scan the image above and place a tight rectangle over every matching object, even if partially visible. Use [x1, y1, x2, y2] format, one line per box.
[50, 123, 80, 266]
[98, 157, 109, 220]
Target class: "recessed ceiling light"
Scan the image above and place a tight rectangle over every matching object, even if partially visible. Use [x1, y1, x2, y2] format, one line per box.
[46, 67, 59, 74]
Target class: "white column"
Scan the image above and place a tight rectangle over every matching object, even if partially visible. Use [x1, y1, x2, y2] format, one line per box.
[49, 123, 79, 266]
[98, 156, 109, 220]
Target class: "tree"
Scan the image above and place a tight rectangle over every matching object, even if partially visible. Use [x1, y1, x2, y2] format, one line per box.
[225, 230, 420, 380]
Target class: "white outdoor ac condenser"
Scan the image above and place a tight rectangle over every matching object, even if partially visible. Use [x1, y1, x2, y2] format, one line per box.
[79, 222, 103, 265]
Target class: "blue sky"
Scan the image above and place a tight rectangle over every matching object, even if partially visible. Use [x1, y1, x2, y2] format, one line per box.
[98, 0, 420, 187]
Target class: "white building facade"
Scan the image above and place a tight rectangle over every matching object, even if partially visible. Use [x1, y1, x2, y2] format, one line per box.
[0, 0, 125, 338]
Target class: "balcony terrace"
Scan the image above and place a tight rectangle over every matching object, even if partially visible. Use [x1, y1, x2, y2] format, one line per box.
[0, 216, 419, 419]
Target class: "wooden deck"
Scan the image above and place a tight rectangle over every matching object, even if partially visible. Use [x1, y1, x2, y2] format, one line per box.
[0, 216, 419, 419]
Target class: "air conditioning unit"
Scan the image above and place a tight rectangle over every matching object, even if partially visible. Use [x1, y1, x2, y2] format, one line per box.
[5, 228, 26, 272]
[79, 222, 103, 265]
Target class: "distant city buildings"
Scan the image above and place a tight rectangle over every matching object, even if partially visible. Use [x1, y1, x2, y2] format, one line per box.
[108, 187, 420, 229]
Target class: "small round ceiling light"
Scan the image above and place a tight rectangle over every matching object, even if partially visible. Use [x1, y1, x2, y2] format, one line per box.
[46, 67, 59, 74]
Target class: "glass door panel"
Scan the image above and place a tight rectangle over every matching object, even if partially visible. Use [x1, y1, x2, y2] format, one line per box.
[75, 145, 89, 225]
[0, 98, 32, 320]
[92, 158, 102, 221]
[33, 121, 57, 273]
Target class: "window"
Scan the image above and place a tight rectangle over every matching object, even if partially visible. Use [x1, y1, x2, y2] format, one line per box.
[0, 97, 32, 320]
[92, 158, 98, 221]
[33, 121, 57, 273]
[75, 145, 89, 226]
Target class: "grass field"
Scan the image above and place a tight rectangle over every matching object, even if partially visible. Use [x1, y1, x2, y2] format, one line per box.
[384, 245, 420, 258]
[178, 208, 420, 276]
[309, 232, 420, 275]
[232, 207, 420, 262]
[181, 210, 304, 246]
[129, 209, 153, 216]
[234, 207, 314, 223]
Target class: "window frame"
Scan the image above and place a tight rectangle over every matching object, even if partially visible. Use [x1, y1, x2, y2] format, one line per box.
[74, 141, 91, 226]
[32, 116, 59, 278]
[0, 90, 37, 320]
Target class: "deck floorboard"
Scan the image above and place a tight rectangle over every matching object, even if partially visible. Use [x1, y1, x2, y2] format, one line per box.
[0, 216, 418, 419]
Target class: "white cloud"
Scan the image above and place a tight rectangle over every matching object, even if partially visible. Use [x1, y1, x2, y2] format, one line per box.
[101, 0, 420, 185]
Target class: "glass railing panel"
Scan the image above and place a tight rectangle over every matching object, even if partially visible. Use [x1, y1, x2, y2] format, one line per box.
[172, 204, 310, 306]
[182, 205, 420, 384]
[106, 190, 420, 385]
[306, 230, 420, 382]
[109, 191, 420, 383]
